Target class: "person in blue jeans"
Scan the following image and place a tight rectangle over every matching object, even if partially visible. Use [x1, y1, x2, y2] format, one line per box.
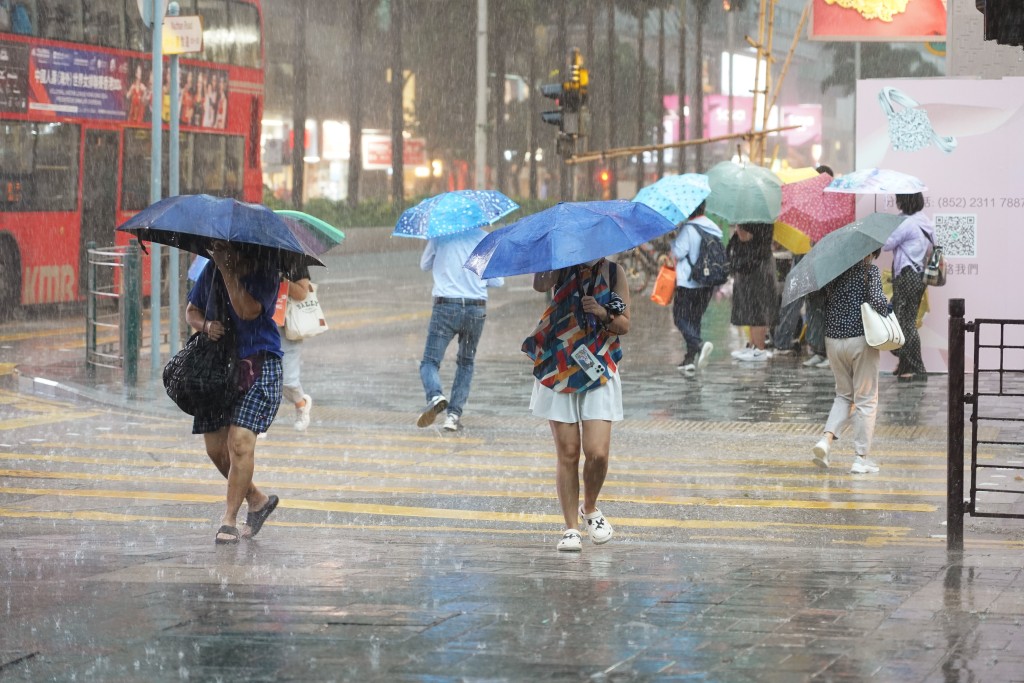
[670, 201, 722, 375]
[417, 229, 504, 431]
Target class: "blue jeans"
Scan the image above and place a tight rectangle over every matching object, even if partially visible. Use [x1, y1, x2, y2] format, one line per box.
[419, 302, 487, 417]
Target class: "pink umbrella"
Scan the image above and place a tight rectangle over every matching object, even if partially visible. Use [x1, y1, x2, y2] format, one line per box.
[778, 173, 856, 244]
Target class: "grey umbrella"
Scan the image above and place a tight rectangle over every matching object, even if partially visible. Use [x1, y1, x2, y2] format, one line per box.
[780, 212, 905, 307]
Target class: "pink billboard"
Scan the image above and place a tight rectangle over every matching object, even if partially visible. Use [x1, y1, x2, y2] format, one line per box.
[855, 77, 1024, 372]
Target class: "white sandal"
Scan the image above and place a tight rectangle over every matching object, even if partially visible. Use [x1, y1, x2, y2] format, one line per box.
[556, 529, 582, 552]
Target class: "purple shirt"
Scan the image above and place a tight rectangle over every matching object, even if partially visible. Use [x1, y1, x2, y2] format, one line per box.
[883, 212, 935, 276]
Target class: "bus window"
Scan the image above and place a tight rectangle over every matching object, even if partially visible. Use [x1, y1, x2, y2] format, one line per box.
[122, 129, 151, 211]
[196, 0, 230, 64]
[191, 132, 226, 194]
[32, 122, 79, 210]
[1, 1, 37, 36]
[83, 0, 123, 48]
[124, 0, 151, 52]
[0, 122, 78, 211]
[229, 1, 260, 68]
[37, 0, 83, 43]
[224, 135, 243, 197]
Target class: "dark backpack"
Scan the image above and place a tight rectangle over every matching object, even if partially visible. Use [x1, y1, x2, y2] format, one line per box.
[684, 222, 729, 287]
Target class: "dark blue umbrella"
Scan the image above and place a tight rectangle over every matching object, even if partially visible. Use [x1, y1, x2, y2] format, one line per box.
[117, 194, 324, 270]
[464, 200, 677, 279]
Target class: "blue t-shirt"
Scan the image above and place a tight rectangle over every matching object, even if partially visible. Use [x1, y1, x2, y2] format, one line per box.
[188, 261, 282, 360]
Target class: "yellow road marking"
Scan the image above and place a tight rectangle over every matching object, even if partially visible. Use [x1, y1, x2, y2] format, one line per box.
[104, 431, 488, 447]
[0, 507, 203, 523]
[0, 454, 942, 497]
[0, 411, 101, 431]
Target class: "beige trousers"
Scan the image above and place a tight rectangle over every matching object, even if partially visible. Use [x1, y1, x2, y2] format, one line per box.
[824, 335, 880, 457]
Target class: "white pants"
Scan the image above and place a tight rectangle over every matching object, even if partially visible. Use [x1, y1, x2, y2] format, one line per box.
[824, 336, 880, 457]
[280, 333, 305, 405]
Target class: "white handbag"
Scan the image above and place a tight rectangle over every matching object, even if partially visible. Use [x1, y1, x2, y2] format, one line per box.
[861, 302, 905, 351]
[284, 282, 328, 340]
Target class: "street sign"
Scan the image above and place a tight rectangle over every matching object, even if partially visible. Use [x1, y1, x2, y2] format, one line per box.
[163, 15, 203, 54]
[136, 0, 169, 28]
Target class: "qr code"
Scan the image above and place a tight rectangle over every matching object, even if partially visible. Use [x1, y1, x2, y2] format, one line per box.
[934, 214, 977, 258]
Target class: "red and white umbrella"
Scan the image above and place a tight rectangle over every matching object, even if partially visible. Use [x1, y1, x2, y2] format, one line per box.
[778, 173, 856, 244]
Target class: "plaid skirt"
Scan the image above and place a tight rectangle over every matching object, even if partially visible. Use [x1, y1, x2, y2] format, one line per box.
[192, 356, 283, 435]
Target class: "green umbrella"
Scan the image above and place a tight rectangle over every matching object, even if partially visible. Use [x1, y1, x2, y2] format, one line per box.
[780, 212, 905, 307]
[706, 161, 783, 224]
[274, 210, 345, 254]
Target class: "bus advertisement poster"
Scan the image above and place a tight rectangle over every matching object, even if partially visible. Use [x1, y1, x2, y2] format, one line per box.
[0, 41, 29, 113]
[27, 45, 127, 120]
[126, 57, 228, 129]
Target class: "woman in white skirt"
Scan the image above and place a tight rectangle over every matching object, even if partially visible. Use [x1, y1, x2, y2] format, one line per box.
[524, 258, 630, 552]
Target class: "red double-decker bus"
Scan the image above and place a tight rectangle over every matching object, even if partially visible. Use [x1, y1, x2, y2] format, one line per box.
[0, 0, 263, 317]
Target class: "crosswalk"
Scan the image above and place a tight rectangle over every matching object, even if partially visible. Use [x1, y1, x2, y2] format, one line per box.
[4, 387, 1020, 552]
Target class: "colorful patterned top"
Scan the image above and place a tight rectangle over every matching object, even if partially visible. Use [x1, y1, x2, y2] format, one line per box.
[522, 261, 623, 394]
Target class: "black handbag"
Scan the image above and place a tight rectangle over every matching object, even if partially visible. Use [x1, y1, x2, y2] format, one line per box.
[163, 271, 240, 417]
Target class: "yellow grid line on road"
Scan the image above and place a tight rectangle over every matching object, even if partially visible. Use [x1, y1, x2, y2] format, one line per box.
[0, 411, 102, 431]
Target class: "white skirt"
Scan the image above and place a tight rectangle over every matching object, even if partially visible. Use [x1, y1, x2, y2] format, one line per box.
[529, 370, 623, 423]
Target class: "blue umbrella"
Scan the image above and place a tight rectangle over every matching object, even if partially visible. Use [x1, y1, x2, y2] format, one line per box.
[464, 200, 677, 279]
[393, 190, 519, 239]
[117, 194, 324, 270]
[632, 173, 711, 225]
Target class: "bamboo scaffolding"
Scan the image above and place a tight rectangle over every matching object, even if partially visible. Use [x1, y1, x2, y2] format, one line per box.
[564, 125, 801, 166]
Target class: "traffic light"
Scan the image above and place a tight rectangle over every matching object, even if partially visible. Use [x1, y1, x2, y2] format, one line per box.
[596, 167, 613, 199]
[564, 48, 588, 114]
[539, 82, 564, 130]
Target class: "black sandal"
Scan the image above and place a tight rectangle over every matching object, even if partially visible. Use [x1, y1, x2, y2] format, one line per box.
[245, 495, 279, 538]
[215, 524, 240, 544]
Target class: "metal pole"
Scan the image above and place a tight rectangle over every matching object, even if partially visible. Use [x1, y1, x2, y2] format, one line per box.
[474, 0, 487, 189]
[124, 243, 142, 389]
[149, 0, 165, 376]
[947, 298, 966, 553]
[85, 241, 96, 379]
[167, 2, 180, 356]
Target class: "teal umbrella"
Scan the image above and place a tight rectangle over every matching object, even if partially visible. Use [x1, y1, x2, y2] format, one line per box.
[780, 212, 905, 307]
[632, 173, 711, 225]
[274, 210, 345, 254]
[706, 161, 782, 224]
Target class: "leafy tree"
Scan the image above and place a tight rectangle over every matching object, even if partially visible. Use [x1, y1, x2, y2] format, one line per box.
[820, 43, 942, 96]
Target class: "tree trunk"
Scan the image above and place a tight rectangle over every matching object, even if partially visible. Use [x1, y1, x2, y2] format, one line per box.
[656, 5, 665, 180]
[606, 0, 617, 198]
[346, 1, 366, 208]
[694, 0, 707, 171]
[494, 36, 508, 195]
[635, 7, 646, 191]
[390, 0, 404, 211]
[528, 32, 538, 200]
[290, 0, 307, 209]
[582, 0, 596, 199]
[677, 0, 687, 173]
[557, 1, 569, 201]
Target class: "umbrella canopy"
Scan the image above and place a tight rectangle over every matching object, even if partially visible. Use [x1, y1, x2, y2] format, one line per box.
[777, 173, 857, 244]
[706, 161, 783, 224]
[118, 194, 324, 270]
[275, 210, 345, 255]
[780, 212, 906, 307]
[774, 166, 821, 184]
[393, 190, 519, 239]
[824, 168, 928, 195]
[632, 173, 711, 225]
[464, 200, 676, 279]
[773, 222, 811, 255]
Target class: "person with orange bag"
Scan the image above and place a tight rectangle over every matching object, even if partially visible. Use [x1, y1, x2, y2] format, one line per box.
[670, 201, 722, 375]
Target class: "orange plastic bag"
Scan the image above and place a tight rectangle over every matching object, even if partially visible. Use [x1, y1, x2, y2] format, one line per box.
[650, 264, 676, 306]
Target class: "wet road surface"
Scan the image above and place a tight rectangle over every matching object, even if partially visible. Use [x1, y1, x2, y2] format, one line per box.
[1, 232, 1023, 681]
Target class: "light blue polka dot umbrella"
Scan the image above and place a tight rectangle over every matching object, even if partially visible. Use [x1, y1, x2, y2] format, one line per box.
[632, 173, 711, 225]
[393, 190, 520, 240]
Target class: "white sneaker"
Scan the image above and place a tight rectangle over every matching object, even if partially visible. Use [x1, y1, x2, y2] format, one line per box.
[697, 341, 714, 370]
[417, 395, 449, 428]
[442, 413, 460, 432]
[556, 529, 582, 552]
[850, 456, 880, 474]
[816, 358, 831, 369]
[803, 354, 826, 367]
[731, 345, 752, 359]
[735, 348, 770, 362]
[294, 394, 313, 431]
[812, 437, 831, 469]
[579, 505, 613, 544]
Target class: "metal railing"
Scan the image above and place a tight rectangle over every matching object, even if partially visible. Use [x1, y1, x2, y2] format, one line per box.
[85, 242, 142, 386]
[947, 298, 1024, 551]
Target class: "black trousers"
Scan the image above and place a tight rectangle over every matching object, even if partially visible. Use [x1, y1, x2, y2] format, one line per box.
[892, 266, 927, 374]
